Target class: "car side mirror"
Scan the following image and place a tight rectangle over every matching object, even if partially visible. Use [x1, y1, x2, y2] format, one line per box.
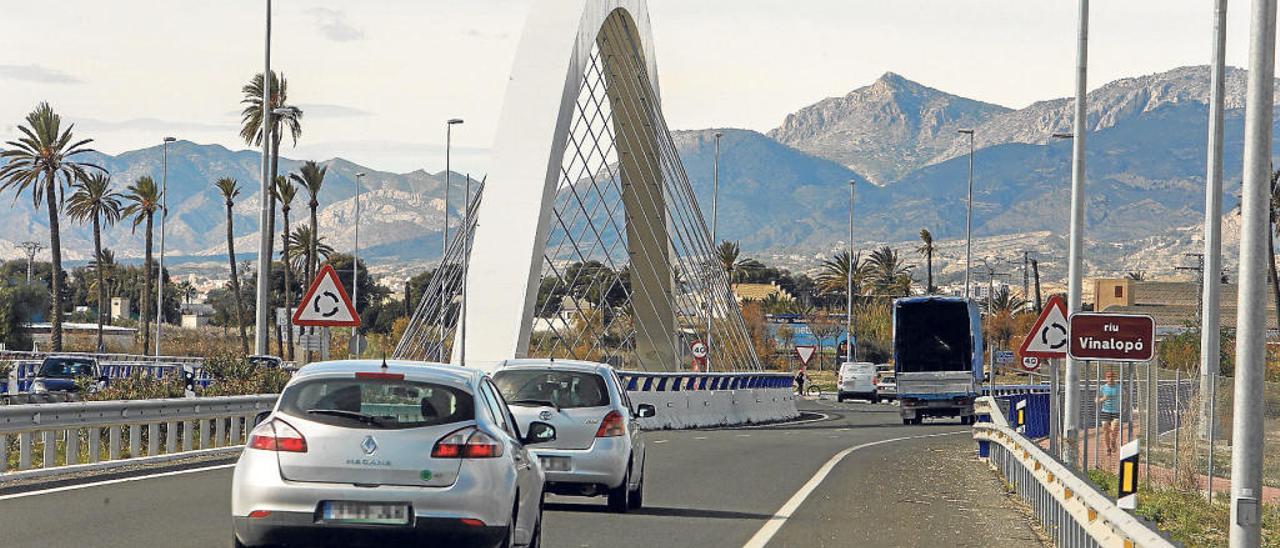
[635, 404, 656, 418]
[523, 421, 557, 445]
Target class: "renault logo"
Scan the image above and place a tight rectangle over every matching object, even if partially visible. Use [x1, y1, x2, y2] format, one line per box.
[361, 435, 378, 455]
[539, 410, 554, 421]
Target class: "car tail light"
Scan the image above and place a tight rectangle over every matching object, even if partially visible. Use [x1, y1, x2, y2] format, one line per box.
[355, 372, 404, 381]
[248, 510, 272, 519]
[459, 518, 486, 528]
[432, 427, 504, 458]
[595, 410, 625, 438]
[247, 419, 308, 453]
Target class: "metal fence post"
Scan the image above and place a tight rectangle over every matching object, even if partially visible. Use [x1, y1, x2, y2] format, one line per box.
[1173, 368, 1181, 473]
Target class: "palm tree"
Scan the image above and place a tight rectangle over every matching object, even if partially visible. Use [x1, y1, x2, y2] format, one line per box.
[1125, 270, 1147, 281]
[123, 176, 161, 352]
[66, 173, 123, 350]
[241, 71, 303, 277]
[274, 175, 297, 360]
[88, 248, 117, 302]
[714, 240, 758, 283]
[816, 250, 867, 297]
[290, 161, 327, 284]
[215, 177, 250, 354]
[0, 103, 101, 351]
[177, 280, 197, 305]
[982, 286, 1028, 315]
[916, 229, 935, 293]
[1268, 169, 1280, 326]
[285, 226, 333, 275]
[867, 246, 914, 296]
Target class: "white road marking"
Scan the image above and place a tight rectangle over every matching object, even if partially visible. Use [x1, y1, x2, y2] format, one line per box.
[694, 436, 708, 440]
[736, 434, 751, 438]
[0, 463, 235, 501]
[741, 431, 967, 548]
[653, 440, 668, 444]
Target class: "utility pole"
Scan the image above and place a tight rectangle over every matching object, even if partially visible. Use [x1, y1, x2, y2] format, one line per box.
[1032, 258, 1043, 314]
[709, 131, 723, 369]
[957, 129, 976, 299]
[1023, 251, 1030, 310]
[20, 242, 41, 285]
[1064, 0, 1091, 468]
[1230, 0, 1275, 542]
[847, 179, 856, 363]
[1176, 253, 1206, 326]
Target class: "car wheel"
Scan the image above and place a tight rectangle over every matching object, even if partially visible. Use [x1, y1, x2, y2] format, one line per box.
[627, 463, 645, 510]
[836, 394, 844, 403]
[498, 502, 518, 548]
[232, 535, 247, 548]
[872, 395, 880, 404]
[607, 470, 631, 513]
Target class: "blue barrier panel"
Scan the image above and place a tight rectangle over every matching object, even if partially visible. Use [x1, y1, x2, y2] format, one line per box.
[999, 393, 1051, 438]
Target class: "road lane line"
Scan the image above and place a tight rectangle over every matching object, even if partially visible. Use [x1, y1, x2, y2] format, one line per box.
[653, 440, 668, 444]
[741, 430, 967, 548]
[0, 463, 235, 501]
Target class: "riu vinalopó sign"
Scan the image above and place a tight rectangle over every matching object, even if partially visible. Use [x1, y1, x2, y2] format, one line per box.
[1068, 313, 1155, 362]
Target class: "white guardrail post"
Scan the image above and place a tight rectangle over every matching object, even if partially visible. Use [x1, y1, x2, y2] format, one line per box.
[972, 396, 1172, 548]
[0, 395, 277, 481]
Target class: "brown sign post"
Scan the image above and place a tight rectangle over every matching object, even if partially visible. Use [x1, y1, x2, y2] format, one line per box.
[1068, 313, 1155, 362]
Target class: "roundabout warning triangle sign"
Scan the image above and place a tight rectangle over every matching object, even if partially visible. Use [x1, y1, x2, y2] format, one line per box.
[292, 264, 360, 327]
[1018, 295, 1069, 359]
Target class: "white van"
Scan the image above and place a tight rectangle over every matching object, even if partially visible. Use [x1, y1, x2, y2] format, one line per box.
[837, 361, 879, 403]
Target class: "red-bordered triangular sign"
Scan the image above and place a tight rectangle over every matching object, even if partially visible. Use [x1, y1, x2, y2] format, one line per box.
[292, 264, 361, 327]
[795, 345, 817, 366]
[1018, 295, 1069, 359]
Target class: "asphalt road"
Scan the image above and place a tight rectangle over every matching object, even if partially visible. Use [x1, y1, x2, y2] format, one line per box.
[0, 399, 1043, 547]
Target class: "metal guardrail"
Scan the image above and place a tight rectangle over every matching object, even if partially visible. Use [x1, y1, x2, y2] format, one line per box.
[0, 350, 205, 365]
[616, 371, 794, 392]
[972, 396, 1172, 548]
[0, 395, 277, 480]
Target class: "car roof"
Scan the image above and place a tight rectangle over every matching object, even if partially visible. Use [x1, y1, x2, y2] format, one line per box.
[496, 358, 614, 375]
[292, 360, 483, 386]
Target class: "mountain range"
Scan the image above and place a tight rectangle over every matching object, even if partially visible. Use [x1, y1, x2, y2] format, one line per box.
[0, 65, 1267, 285]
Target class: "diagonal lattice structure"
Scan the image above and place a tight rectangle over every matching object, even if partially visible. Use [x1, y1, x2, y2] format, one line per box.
[398, 0, 760, 372]
[393, 179, 482, 362]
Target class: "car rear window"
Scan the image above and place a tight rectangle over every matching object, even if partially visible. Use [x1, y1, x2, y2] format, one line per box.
[279, 378, 475, 430]
[39, 359, 96, 378]
[492, 369, 611, 409]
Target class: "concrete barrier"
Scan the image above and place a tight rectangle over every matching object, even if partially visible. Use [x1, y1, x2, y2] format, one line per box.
[617, 372, 799, 429]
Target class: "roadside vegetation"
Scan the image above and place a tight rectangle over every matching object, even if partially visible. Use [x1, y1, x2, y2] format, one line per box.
[1087, 469, 1280, 547]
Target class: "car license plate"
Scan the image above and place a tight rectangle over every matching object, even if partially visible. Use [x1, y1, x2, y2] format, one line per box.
[539, 456, 571, 472]
[320, 501, 411, 525]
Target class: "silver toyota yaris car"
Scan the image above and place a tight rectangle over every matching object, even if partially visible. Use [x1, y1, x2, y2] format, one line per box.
[492, 360, 654, 512]
[232, 360, 557, 548]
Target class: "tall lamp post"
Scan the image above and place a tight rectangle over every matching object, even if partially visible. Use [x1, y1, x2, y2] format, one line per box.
[156, 136, 177, 356]
[20, 242, 41, 285]
[253, 0, 275, 356]
[1230, 0, 1275, 541]
[957, 129, 975, 300]
[846, 179, 856, 363]
[444, 119, 464, 260]
[351, 172, 365, 357]
[708, 131, 723, 370]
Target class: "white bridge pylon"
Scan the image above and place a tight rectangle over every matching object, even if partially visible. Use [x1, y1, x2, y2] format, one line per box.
[443, 0, 760, 373]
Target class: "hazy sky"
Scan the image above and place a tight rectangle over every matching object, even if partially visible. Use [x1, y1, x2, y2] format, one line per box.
[0, 1, 1261, 173]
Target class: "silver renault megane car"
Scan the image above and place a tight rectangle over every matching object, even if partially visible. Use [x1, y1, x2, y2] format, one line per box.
[232, 360, 556, 548]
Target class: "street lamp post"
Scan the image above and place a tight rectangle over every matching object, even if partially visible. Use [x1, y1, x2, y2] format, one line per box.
[20, 242, 41, 285]
[351, 172, 365, 357]
[846, 179, 856, 363]
[156, 136, 177, 356]
[253, 0, 274, 356]
[957, 129, 975, 300]
[708, 131, 723, 370]
[1230, 0, 1276, 542]
[1063, 0, 1091, 469]
[444, 119, 464, 261]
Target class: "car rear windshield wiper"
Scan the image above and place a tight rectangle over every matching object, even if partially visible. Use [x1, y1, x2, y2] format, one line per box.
[508, 398, 559, 411]
[307, 409, 386, 426]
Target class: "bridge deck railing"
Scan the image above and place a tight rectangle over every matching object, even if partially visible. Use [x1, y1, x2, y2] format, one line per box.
[972, 396, 1172, 548]
[0, 395, 277, 482]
